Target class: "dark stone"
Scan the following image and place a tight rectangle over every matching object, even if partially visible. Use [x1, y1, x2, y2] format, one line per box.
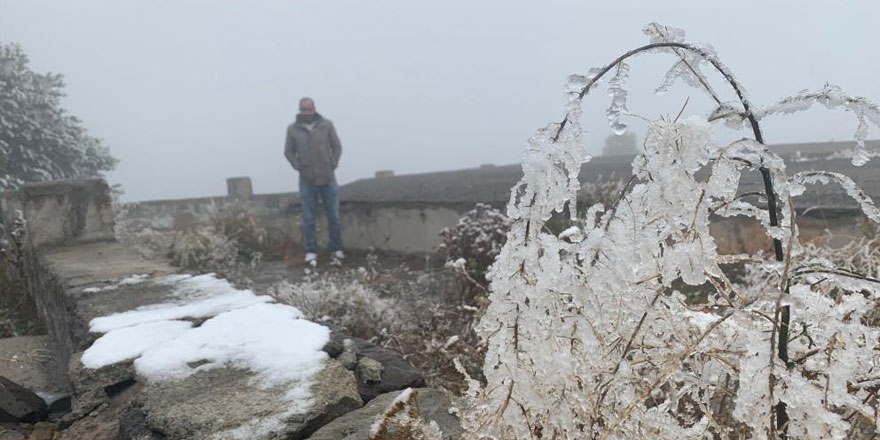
[118, 405, 166, 440]
[104, 378, 136, 398]
[322, 339, 343, 359]
[350, 338, 426, 403]
[35, 391, 71, 419]
[0, 376, 48, 423]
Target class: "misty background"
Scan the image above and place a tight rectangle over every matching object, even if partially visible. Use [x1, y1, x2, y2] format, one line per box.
[2, 0, 878, 202]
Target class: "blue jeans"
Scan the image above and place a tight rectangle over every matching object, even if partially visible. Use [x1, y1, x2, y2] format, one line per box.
[299, 177, 342, 254]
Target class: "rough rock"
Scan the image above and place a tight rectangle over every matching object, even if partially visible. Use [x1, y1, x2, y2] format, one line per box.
[118, 404, 165, 440]
[321, 339, 343, 359]
[22, 421, 56, 440]
[338, 339, 357, 370]
[61, 383, 141, 440]
[34, 392, 71, 419]
[350, 338, 425, 403]
[355, 357, 383, 384]
[139, 359, 361, 439]
[0, 376, 48, 423]
[65, 352, 135, 421]
[0, 428, 24, 440]
[0, 336, 69, 396]
[307, 388, 462, 440]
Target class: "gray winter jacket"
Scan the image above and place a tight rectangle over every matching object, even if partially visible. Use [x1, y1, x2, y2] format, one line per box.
[284, 113, 342, 185]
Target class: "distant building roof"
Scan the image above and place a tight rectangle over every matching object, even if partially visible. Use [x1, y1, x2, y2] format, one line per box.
[339, 140, 880, 213]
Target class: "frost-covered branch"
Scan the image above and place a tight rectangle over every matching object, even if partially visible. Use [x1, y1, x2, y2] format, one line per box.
[461, 22, 880, 440]
[754, 86, 880, 166]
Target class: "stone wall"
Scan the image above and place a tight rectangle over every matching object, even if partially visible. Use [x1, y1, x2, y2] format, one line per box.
[120, 176, 874, 257]
[121, 181, 476, 255]
[709, 211, 868, 255]
[124, 177, 862, 254]
[1, 179, 115, 249]
[0, 178, 118, 370]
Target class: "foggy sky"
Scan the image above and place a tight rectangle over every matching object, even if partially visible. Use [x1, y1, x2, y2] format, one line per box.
[2, 1, 878, 201]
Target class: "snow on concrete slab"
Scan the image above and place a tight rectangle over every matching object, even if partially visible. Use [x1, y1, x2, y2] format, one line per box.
[135, 302, 329, 396]
[89, 274, 275, 333]
[82, 273, 150, 293]
[81, 320, 193, 368]
[82, 273, 331, 413]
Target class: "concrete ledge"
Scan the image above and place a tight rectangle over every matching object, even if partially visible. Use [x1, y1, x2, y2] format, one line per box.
[2, 179, 116, 249]
[33, 243, 175, 373]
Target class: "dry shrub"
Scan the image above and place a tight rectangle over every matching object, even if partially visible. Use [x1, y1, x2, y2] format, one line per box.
[0, 211, 43, 336]
[369, 389, 444, 440]
[267, 257, 484, 393]
[207, 199, 267, 264]
[116, 199, 266, 284]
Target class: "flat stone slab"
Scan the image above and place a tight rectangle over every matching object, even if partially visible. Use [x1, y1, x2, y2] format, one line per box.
[54, 253, 357, 439]
[307, 388, 462, 440]
[43, 242, 174, 289]
[139, 361, 361, 440]
[32, 240, 437, 439]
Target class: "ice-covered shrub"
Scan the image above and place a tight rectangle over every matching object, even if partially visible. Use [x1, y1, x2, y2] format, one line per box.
[439, 203, 508, 289]
[458, 23, 880, 439]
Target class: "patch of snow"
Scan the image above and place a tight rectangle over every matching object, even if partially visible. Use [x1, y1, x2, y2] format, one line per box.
[89, 274, 274, 333]
[119, 274, 150, 285]
[82, 274, 151, 293]
[81, 272, 332, 435]
[81, 320, 192, 368]
[134, 302, 328, 394]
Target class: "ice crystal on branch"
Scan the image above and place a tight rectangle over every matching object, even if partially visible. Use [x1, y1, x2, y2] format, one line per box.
[460, 23, 880, 440]
[753, 85, 880, 166]
[439, 203, 508, 287]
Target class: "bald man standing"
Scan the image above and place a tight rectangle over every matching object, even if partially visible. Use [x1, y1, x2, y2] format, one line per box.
[284, 97, 343, 265]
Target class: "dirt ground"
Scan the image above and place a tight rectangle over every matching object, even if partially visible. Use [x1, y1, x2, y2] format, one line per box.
[251, 249, 437, 290]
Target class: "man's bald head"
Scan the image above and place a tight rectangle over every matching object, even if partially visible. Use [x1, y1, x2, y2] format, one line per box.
[299, 97, 316, 122]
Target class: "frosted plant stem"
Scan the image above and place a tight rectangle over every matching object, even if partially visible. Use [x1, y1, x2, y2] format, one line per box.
[547, 39, 792, 436]
[598, 311, 735, 440]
